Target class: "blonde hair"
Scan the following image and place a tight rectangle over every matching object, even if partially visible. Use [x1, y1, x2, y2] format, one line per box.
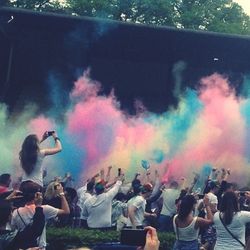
[44, 181, 59, 200]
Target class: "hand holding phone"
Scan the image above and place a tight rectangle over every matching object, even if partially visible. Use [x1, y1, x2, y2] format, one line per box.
[118, 168, 121, 177]
[143, 226, 160, 250]
[47, 130, 55, 136]
[120, 229, 147, 246]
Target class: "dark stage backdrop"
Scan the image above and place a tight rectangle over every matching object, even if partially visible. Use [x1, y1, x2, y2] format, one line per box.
[1, 7, 250, 114]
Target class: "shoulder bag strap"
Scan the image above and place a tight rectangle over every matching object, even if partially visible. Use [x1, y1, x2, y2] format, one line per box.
[17, 208, 27, 227]
[219, 212, 245, 248]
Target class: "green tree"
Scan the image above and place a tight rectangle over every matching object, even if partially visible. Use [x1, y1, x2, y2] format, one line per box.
[66, 0, 250, 34]
[2, 0, 250, 35]
[1, 0, 66, 13]
[173, 0, 250, 34]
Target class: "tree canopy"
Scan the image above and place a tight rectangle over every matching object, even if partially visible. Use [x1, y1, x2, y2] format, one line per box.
[1, 0, 250, 35]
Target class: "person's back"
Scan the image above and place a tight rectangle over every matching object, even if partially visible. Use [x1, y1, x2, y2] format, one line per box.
[213, 191, 250, 250]
[173, 215, 199, 241]
[161, 188, 180, 216]
[172, 195, 213, 250]
[84, 180, 122, 228]
[22, 151, 45, 187]
[159, 181, 180, 232]
[0, 193, 45, 250]
[20, 132, 62, 187]
[214, 211, 250, 250]
[11, 181, 69, 250]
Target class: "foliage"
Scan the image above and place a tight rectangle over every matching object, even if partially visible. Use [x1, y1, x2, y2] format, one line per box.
[1, 0, 250, 35]
[0, 0, 66, 13]
[46, 227, 176, 250]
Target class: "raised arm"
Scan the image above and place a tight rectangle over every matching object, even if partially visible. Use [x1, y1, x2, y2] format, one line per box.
[9, 192, 45, 249]
[196, 195, 213, 228]
[40, 131, 62, 156]
[54, 183, 70, 215]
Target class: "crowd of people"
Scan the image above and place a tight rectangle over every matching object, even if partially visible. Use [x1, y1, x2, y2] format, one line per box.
[0, 131, 250, 250]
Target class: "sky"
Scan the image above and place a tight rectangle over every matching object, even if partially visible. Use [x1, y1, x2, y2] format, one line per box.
[234, 0, 250, 15]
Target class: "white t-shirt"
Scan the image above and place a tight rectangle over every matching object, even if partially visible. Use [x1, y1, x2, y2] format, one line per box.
[11, 204, 59, 249]
[83, 181, 122, 228]
[22, 151, 45, 186]
[161, 188, 180, 216]
[126, 195, 146, 227]
[79, 192, 92, 220]
[214, 211, 250, 250]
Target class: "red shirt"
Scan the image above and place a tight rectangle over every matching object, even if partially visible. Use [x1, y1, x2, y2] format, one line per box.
[0, 185, 8, 194]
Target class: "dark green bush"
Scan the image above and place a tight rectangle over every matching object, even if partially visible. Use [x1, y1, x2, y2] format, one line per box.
[47, 227, 175, 250]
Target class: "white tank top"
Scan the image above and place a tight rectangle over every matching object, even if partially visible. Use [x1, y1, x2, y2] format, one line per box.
[173, 215, 200, 241]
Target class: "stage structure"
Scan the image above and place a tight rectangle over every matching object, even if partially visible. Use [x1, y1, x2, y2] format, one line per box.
[1, 7, 250, 114]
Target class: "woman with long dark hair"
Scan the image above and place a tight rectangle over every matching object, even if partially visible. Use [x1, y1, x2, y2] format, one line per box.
[173, 194, 213, 250]
[19, 131, 62, 187]
[213, 191, 250, 250]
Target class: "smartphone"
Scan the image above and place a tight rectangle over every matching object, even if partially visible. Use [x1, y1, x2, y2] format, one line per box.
[120, 229, 147, 246]
[47, 131, 55, 136]
[198, 194, 205, 199]
[118, 168, 121, 177]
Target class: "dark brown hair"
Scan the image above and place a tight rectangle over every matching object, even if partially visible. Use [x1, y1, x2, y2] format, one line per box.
[19, 134, 39, 175]
[219, 191, 239, 225]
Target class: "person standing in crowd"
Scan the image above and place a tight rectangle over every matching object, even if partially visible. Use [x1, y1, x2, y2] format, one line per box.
[83, 176, 123, 229]
[44, 181, 62, 208]
[173, 194, 213, 250]
[19, 131, 62, 187]
[213, 191, 250, 250]
[127, 183, 157, 229]
[11, 181, 69, 250]
[0, 192, 45, 250]
[201, 181, 220, 250]
[159, 180, 180, 232]
[0, 174, 11, 194]
[77, 179, 95, 228]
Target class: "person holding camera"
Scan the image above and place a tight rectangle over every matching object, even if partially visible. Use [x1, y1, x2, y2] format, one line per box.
[19, 131, 62, 187]
[11, 181, 69, 250]
[0, 190, 45, 250]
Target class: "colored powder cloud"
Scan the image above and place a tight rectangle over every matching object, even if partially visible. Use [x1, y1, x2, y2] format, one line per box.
[1, 72, 250, 187]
